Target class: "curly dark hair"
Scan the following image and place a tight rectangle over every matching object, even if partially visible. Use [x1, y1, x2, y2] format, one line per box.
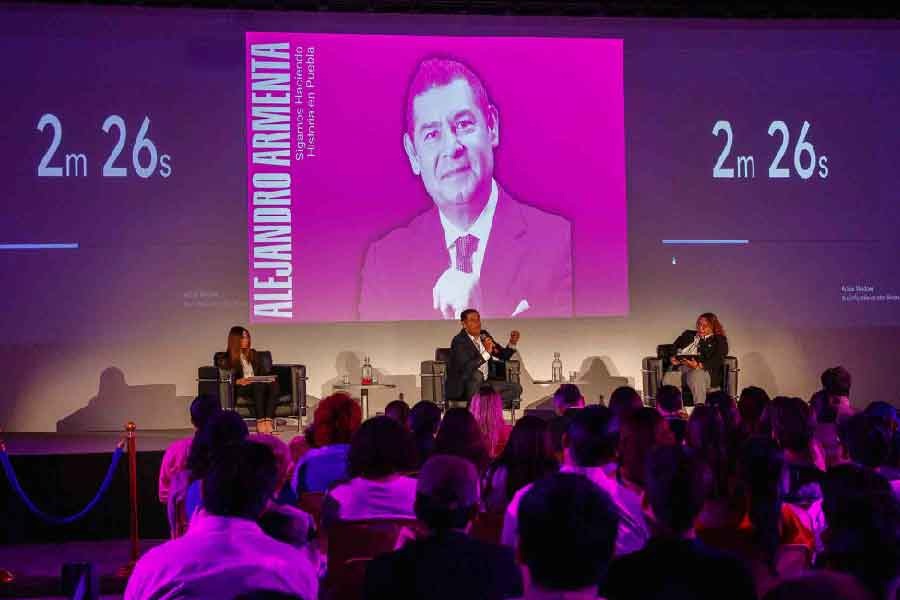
[698, 312, 726, 337]
[312, 393, 362, 447]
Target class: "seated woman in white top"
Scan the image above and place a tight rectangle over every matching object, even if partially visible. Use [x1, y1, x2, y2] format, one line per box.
[321, 416, 419, 531]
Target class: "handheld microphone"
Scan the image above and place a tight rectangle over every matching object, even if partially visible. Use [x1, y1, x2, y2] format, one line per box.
[480, 331, 499, 353]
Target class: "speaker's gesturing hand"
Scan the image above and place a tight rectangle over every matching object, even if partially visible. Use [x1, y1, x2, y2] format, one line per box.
[433, 268, 480, 320]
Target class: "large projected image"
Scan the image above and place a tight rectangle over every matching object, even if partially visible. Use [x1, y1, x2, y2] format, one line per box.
[245, 34, 627, 322]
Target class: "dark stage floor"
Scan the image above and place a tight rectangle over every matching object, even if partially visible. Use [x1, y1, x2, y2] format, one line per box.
[0, 539, 165, 599]
[3, 428, 300, 456]
[3, 430, 192, 456]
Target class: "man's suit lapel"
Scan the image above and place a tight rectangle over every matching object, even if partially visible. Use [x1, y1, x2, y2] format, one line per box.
[480, 187, 529, 317]
[416, 206, 452, 271]
[458, 329, 481, 358]
[413, 207, 452, 315]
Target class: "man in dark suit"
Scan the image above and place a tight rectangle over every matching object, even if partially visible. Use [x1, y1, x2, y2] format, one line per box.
[358, 57, 572, 321]
[363, 455, 522, 600]
[446, 309, 522, 406]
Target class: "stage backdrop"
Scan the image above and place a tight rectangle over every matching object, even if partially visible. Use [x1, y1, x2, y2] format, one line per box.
[244, 33, 627, 322]
[1, 5, 898, 430]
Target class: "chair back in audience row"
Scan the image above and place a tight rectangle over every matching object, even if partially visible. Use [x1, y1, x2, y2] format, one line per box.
[297, 491, 325, 530]
[324, 519, 427, 600]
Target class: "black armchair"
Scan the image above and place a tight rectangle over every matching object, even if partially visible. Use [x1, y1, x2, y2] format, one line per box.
[420, 348, 522, 418]
[642, 344, 739, 406]
[197, 351, 308, 431]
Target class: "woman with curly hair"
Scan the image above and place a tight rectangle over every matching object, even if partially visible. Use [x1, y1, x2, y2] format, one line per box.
[669, 312, 729, 405]
[290, 393, 362, 494]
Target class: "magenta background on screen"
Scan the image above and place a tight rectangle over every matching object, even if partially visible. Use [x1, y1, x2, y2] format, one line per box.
[246, 33, 627, 322]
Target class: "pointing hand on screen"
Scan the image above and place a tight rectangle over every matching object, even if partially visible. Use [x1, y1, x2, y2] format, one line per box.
[433, 267, 480, 319]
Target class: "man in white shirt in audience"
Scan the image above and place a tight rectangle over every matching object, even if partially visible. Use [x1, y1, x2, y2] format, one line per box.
[125, 440, 317, 600]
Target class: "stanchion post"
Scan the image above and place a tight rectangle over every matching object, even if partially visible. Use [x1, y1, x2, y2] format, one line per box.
[117, 422, 140, 578]
[0, 428, 14, 586]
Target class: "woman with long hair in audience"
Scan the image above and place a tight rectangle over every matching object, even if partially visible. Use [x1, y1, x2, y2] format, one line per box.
[482, 415, 558, 513]
[819, 463, 900, 599]
[608, 385, 644, 424]
[706, 390, 741, 467]
[688, 405, 741, 535]
[433, 407, 490, 473]
[408, 401, 442, 468]
[469, 385, 513, 459]
[706, 390, 739, 428]
[222, 325, 279, 434]
[320, 416, 419, 530]
[766, 396, 826, 507]
[688, 405, 731, 500]
[766, 397, 825, 467]
[290, 393, 362, 495]
[697, 436, 815, 596]
[614, 408, 675, 550]
[618, 407, 675, 492]
[737, 385, 771, 443]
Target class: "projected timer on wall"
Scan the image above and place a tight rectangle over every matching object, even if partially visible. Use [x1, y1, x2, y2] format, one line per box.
[712, 120, 829, 180]
[36, 114, 173, 179]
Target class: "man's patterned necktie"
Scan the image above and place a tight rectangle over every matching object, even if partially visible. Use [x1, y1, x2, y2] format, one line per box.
[454, 234, 480, 274]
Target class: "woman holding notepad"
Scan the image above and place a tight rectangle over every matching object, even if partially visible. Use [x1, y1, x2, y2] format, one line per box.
[668, 313, 729, 405]
[225, 325, 279, 434]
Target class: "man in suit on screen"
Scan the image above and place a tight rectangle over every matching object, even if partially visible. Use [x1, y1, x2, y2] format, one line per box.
[358, 57, 573, 321]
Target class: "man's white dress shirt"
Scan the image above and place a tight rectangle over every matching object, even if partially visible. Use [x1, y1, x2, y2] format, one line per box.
[125, 510, 318, 600]
[438, 178, 499, 277]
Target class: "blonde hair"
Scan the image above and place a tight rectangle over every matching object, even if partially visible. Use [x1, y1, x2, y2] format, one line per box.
[469, 386, 506, 457]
